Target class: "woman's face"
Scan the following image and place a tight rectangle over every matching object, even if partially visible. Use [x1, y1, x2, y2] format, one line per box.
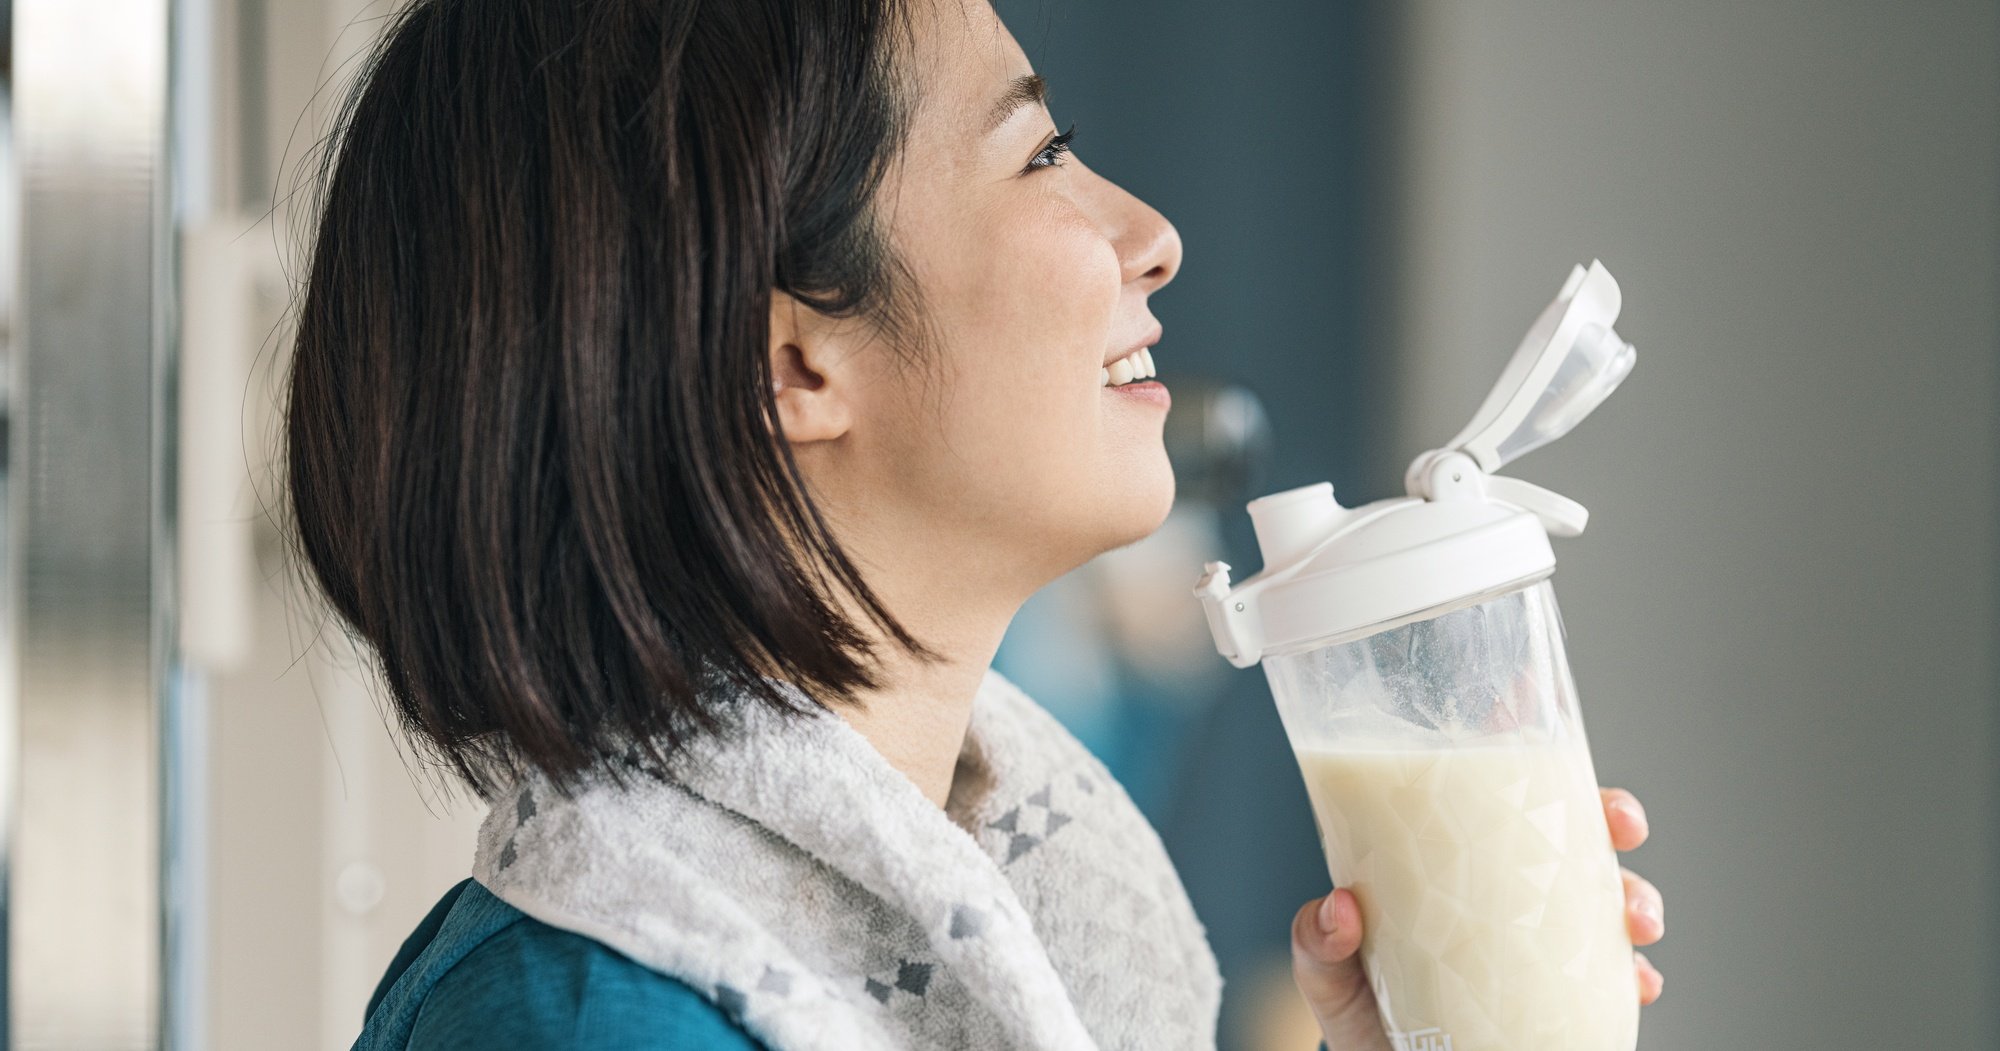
[779, 0, 1183, 604]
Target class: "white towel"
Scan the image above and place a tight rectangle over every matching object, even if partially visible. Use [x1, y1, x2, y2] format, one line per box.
[472, 666, 1223, 1050]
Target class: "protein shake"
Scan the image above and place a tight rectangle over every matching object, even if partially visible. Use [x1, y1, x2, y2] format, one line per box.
[1295, 739, 1638, 1050]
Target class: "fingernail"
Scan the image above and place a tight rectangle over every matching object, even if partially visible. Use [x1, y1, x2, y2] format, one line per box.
[1635, 896, 1662, 927]
[1318, 894, 1339, 935]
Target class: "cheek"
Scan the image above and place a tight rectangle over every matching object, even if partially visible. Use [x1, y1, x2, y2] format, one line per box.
[942, 204, 1120, 450]
[977, 205, 1121, 336]
[952, 203, 1112, 401]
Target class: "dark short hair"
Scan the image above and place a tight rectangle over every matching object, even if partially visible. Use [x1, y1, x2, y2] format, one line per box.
[285, 0, 939, 801]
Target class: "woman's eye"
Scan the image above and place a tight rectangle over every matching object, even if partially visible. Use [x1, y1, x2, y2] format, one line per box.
[1023, 124, 1077, 173]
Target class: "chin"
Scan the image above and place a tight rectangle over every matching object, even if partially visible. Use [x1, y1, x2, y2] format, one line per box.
[1025, 450, 1177, 582]
[1098, 453, 1178, 553]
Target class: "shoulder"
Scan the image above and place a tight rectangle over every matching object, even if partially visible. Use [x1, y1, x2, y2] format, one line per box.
[406, 900, 765, 1050]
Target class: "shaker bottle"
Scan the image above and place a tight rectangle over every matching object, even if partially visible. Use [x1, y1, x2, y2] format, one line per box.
[1193, 261, 1640, 1051]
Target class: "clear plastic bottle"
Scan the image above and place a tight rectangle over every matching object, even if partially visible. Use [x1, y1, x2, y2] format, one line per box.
[1195, 261, 1642, 1051]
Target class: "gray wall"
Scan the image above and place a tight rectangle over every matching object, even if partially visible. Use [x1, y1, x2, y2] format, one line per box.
[1383, 3, 1999, 1047]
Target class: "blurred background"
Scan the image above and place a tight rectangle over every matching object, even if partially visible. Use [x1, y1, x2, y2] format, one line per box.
[3, 0, 1994, 1048]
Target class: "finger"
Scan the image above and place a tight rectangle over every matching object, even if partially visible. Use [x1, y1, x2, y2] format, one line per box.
[1634, 950, 1665, 1005]
[1600, 787, 1650, 851]
[1291, 888, 1366, 967]
[1290, 889, 1373, 1020]
[1621, 867, 1665, 946]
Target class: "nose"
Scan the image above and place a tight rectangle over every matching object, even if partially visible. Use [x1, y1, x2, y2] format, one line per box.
[1080, 163, 1183, 294]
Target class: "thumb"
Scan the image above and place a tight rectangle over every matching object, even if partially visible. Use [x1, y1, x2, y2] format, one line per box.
[1290, 889, 1378, 1030]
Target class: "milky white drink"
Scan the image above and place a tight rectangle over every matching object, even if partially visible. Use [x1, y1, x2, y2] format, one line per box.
[1296, 739, 1638, 1051]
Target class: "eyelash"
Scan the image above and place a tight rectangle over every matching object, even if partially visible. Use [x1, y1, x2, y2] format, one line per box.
[1024, 124, 1077, 173]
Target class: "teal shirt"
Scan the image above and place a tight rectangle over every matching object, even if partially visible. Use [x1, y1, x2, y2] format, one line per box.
[355, 878, 766, 1050]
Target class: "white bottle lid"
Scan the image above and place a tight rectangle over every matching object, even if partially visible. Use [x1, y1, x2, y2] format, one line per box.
[1195, 260, 1636, 668]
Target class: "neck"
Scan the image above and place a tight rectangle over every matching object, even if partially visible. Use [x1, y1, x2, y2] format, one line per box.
[795, 456, 1065, 809]
[827, 582, 1022, 809]
[835, 655, 990, 808]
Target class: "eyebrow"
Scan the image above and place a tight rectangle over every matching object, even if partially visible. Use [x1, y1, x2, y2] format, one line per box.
[985, 73, 1047, 133]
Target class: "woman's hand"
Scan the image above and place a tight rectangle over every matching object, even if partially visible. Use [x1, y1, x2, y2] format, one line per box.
[1290, 787, 1667, 1049]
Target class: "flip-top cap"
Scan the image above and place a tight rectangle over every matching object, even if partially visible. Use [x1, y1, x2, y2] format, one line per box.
[1195, 261, 1636, 668]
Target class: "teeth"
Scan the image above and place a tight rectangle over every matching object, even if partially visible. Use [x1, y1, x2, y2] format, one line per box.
[1100, 346, 1158, 387]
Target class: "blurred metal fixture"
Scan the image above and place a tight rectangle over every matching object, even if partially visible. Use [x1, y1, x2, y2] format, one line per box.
[1159, 377, 1273, 507]
[8, 0, 176, 1046]
[1095, 376, 1275, 702]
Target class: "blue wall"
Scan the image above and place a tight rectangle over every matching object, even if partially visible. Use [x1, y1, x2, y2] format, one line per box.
[991, 2, 1398, 1044]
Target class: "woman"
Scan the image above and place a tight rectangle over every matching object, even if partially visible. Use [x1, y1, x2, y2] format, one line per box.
[292, 0, 1667, 1047]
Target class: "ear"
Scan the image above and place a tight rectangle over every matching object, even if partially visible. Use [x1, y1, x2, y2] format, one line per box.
[768, 290, 855, 444]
